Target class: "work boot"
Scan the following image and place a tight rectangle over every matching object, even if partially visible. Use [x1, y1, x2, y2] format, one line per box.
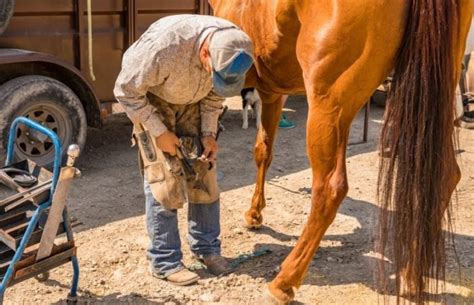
[199, 255, 231, 276]
[151, 267, 199, 286]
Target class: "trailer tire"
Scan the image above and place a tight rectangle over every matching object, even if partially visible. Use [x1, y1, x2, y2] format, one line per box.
[0, 76, 87, 168]
[0, 0, 15, 35]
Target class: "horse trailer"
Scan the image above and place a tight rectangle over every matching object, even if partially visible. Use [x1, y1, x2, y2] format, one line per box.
[0, 0, 211, 166]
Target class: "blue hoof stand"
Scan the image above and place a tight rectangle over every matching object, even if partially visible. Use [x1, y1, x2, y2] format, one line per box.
[0, 117, 80, 303]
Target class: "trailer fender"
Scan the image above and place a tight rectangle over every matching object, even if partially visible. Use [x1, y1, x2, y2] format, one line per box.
[0, 49, 102, 128]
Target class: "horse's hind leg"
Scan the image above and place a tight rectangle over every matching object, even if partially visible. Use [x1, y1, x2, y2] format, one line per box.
[245, 92, 283, 228]
[267, 91, 354, 303]
[265, 16, 402, 303]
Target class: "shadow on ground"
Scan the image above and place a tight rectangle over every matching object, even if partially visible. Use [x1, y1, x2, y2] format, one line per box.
[228, 196, 473, 304]
[51, 292, 165, 305]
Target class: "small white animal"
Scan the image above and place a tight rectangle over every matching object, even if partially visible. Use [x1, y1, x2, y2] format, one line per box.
[240, 88, 262, 129]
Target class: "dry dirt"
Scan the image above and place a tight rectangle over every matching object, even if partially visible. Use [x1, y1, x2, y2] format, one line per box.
[3, 96, 473, 304]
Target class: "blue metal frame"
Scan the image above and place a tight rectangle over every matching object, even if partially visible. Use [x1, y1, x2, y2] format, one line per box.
[0, 117, 79, 301]
[5, 117, 62, 196]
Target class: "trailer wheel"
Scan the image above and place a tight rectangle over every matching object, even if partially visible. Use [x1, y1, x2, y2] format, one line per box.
[0, 0, 15, 35]
[0, 76, 87, 167]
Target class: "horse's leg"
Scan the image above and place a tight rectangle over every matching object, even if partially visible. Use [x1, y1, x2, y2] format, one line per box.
[264, 11, 405, 301]
[266, 92, 356, 302]
[245, 92, 283, 228]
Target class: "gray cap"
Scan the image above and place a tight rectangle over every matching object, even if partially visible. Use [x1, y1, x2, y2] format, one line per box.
[209, 28, 254, 97]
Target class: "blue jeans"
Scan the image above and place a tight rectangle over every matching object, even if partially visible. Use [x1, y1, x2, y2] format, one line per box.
[144, 181, 221, 277]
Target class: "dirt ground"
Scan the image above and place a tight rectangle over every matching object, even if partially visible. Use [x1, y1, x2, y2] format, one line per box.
[4, 96, 473, 304]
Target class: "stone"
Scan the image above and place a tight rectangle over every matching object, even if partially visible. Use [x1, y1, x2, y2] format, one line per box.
[199, 293, 221, 302]
[232, 227, 243, 235]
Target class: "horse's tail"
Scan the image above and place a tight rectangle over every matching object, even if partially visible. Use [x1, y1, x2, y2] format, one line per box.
[378, 0, 461, 303]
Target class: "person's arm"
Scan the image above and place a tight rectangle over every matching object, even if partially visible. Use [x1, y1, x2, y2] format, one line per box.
[114, 51, 179, 155]
[114, 52, 168, 138]
[200, 90, 225, 137]
[200, 90, 225, 161]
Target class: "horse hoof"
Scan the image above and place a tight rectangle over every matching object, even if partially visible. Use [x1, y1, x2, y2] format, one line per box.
[245, 222, 262, 230]
[244, 210, 263, 229]
[258, 288, 293, 305]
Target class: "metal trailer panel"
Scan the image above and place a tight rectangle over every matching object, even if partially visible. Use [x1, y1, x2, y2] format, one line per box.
[0, 0, 211, 110]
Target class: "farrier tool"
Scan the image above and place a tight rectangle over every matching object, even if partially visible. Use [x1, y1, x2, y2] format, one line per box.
[136, 105, 228, 193]
[171, 105, 228, 192]
[173, 143, 209, 194]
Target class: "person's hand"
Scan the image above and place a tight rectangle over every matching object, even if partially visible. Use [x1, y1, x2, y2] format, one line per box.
[155, 130, 179, 156]
[200, 136, 218, 161]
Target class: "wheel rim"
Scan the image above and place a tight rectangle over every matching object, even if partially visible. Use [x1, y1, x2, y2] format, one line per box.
[14, 101, 72, 165]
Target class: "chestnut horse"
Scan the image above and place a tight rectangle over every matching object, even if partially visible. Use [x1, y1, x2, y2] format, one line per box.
[209, 0, 472, 304]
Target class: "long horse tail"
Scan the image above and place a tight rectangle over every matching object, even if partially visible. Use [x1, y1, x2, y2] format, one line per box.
[378, 0, 461, 303]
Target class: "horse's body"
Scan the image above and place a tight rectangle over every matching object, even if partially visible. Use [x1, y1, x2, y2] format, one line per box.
[210, 0, 472, 304]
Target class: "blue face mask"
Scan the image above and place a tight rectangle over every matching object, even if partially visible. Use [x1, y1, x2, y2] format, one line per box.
[212, 51, 253, 97]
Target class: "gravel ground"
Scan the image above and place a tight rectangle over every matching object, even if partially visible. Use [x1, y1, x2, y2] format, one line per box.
[3, 96, 473, 304]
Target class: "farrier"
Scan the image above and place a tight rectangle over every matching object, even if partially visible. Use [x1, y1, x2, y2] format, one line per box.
[114, 14, 253, 286]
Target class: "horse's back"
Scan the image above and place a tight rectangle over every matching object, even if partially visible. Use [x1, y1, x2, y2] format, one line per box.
[210, 0, 408, 95]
